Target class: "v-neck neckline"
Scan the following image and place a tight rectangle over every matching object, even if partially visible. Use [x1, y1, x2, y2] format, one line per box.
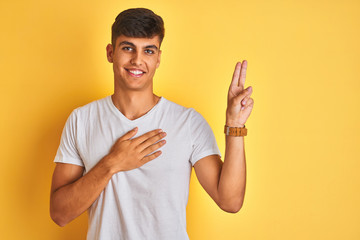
[107, 95, 164, 123]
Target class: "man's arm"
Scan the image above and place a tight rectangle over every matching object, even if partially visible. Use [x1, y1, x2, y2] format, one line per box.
[50, 127, 167, 226]
[193, 136, 245, 213]
[50, 160, 112, 226]
[193, 60, 254, 213]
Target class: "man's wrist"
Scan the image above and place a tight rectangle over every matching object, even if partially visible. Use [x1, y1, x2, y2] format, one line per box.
[224, 124, 247, 136]
[100, 154, 118, 176]
[225, 120, 245, 128]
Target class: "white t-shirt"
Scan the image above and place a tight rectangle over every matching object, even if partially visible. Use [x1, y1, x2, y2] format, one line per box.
[54, 95, 221, 240]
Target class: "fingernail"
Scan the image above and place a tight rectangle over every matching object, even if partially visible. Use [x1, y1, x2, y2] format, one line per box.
[241, 106, 245, 110]
[242, 100, 247, 105]
[248, 86, 252, 91]
[161, 132, 167, 137]
[158, 129, 163, 133]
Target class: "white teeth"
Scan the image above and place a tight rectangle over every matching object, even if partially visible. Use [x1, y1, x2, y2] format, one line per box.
[129, 70, 144, 75]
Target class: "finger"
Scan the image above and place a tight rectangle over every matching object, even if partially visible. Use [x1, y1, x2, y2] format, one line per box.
[141, 139, 166, 157]
[246, 98, 254, 107]
[242, 95, 250, 106]
[141, 151, 162, 165]
[235, 86, 252, 103]
[119, 127, 138, 141]
[133, 128, 163, 145]
[230, 62, 242, 87]
[138, 131, 166, 151]
[241, 87, 253, 105]
[239, 60, 247, 89]
[241, 98, 254, 110]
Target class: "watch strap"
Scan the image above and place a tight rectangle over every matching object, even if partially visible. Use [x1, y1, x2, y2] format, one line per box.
[224, 125, 247, 136]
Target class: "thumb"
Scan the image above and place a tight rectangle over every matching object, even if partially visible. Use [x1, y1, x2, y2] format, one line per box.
[235, 86, 252, 102]
[119, 127, 138, 141]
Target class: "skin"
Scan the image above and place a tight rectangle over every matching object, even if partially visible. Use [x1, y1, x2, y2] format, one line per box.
[193, 61, 254, 212]
[50, 34, 254, 227]
[106, 35, 163, 120]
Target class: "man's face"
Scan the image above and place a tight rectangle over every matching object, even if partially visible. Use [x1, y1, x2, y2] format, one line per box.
[106, 35, 162, 91]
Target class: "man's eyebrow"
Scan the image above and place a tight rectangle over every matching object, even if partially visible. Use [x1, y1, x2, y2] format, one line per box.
[119, 41, 158, 50]
[144, 45, 158, 50]
[119, 41, 136, 48]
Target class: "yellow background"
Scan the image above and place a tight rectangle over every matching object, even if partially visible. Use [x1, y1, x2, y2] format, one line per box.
[1, 0, 359, 239]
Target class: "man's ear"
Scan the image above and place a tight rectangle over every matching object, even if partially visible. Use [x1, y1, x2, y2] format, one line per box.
[156, 50, 162, 68]
[106, 44, 114, 63]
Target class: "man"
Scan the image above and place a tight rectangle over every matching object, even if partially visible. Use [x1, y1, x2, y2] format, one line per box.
[50, 7, 254, 240]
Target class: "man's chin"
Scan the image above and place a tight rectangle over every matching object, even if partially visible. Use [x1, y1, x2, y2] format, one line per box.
[118, 81, 151, 92]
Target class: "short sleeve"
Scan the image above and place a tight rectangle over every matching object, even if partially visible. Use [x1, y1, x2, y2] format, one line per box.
[189, 109, 221, 166]
[54, 109, 84, 167]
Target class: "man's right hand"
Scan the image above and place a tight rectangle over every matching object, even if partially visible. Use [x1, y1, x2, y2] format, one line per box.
[50, 127, 166, 226]
[105, 127, 167, 173]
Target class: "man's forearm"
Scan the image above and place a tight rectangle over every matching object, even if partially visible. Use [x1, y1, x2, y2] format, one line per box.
[50, 155, 115, 227]
[217, 60, 252, 212]
[50, 128, 166, 226]
[217, 128, 246, 212]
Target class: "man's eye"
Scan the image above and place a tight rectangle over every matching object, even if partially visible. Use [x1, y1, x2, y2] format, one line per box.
[123, 47, 133, 51]
[145, 49, 154, 54]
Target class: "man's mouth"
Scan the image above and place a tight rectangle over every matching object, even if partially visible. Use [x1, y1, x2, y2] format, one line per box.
[125, 68, 145, 77]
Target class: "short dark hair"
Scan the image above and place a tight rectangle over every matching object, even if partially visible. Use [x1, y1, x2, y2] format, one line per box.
[111, 8, 165, 49]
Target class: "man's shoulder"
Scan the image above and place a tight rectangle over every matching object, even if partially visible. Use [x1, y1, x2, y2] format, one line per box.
[159, 97, 212, 129]
[161, 97, 197, 116]
[67, 96, 109, 122]
[72, 95, 109, 113]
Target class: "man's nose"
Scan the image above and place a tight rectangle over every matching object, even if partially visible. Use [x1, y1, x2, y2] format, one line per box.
[130, 51, 143, 66]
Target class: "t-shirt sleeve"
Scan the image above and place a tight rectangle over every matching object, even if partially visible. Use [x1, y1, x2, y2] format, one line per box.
[189, 109, 222, 166]
[54, 109, 84, 167]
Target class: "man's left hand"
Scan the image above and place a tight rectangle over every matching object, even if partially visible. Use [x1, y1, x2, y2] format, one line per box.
[226, 60, 254, 127]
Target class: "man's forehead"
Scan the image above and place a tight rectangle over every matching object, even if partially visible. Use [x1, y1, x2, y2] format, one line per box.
[116, 35, 160, 48]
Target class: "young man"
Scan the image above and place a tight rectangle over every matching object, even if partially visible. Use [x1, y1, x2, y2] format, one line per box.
[50, 8, 254, 240]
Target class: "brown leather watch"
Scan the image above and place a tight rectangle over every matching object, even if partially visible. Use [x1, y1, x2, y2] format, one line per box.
[224, 125, 247, 136]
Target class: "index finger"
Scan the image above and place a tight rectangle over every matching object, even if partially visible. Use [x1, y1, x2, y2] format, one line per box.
[230, 62, 242, 87]
[132, 129, 163, 145]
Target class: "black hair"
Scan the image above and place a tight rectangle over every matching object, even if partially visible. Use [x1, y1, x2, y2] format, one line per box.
[111, 8, 165, 49]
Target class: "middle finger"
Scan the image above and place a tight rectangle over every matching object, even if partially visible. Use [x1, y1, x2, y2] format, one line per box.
[138, 131, 167, 151]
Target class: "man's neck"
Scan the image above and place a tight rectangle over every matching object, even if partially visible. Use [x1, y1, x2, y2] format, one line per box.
[111, 89, 160, 121]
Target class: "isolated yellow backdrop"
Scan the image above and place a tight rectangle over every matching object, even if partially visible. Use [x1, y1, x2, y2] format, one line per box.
[1, 0, 359, 239]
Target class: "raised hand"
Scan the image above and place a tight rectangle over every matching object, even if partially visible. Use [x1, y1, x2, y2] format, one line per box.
[106, 128, 167, 172]
[226, 60, 254, 127]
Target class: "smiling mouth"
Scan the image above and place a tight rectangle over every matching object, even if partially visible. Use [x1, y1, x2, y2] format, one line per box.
[125, 68, 146, 77]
